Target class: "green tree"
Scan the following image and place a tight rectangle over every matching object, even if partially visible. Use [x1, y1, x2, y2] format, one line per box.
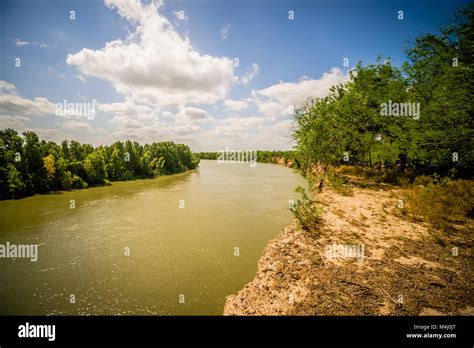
[84, 151, 107, 185]
[293, 4, 473, 178]
[7, 163, 27, 198]
[43, 154, 56, 190]
[0, 129, 200, 198]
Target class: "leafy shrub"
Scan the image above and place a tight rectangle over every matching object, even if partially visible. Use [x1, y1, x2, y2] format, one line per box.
[290, 183, 324, 231]
[71, 175, 88, 189]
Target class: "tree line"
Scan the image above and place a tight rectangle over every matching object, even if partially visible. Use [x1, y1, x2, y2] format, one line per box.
[293, 5, 473, 179]
[0, 129, 200, 199]
[196, 150, 300, 167]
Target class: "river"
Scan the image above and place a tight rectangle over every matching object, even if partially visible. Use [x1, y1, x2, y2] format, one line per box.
[0, 160, 306, 315]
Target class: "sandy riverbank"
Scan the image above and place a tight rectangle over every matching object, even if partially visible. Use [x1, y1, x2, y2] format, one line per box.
[224, 179, 474, 316]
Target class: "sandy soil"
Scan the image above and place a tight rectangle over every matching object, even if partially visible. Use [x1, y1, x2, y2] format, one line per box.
[224, 178, 474, 315]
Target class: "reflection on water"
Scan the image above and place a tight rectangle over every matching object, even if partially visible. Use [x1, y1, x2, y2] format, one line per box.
[0, 160, 305, 315]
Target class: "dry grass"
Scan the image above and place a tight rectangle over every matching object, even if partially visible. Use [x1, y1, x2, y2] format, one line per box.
[402, 179, 474, 233]
[336, 165, 412, 186]
[334, 166, 474, 234]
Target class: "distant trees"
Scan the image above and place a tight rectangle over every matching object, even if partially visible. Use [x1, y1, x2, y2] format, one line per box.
[195, 152, 219, 160]
[293, 5, 473, 178]
[195, 150, 299, 167]
[0, 129, 200, 199]
[256, 151, 299, 167]
[84, 151, 107, 185]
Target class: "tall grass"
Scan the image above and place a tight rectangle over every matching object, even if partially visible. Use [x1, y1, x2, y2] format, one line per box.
[403, 178, 474, 233]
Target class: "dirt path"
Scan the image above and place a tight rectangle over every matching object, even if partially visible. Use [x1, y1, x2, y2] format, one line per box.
[224, 179, 474, 315]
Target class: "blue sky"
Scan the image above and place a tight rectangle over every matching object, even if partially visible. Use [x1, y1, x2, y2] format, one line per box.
[0, 0, 469, 150]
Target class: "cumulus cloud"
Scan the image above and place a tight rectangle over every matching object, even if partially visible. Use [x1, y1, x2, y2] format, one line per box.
[178, 106, 211, 120]
[161, 110, 173, 118]
[223, 99, 249, 111]
[210, 116, 263, 137]
[0, 115, 31, 128]
[98, 100, 158, 121]
[195, 117, 294, 151]
[26, 128, 64, 142]
[0, 81, 17, 94]
[252, 67, 349, 117]
[111, 115, 146, 129]
[0, 81, 97, 121]
[62, 120, 94, 132]
[0, 94, 56, 116]
[66, 0, 234, 107]
[220, 116, 263, 129]
[174, 124, 200, 135]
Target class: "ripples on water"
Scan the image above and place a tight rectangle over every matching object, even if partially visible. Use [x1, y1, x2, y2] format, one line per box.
[0, 160, 305, 315]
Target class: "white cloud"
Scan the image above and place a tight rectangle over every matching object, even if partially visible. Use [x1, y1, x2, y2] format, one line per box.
[190, 68, 348, 150]
[252, 67, 349, 117]
[0, 81, 96, 121]
[210, 116, 263, 137]
[174, 125, 200, 135]
[161, 110, 173, 118]
[0, 81, 17, 94]
[111, 115, 146, 129]
[220, 116, 263, 129]
[223, 99, 249, 111]
[0, 94, 56, 116]
[264, 119, 295, 136]
[98, 100, 158, 121]
[12, 38, 49, 48]
[0, 115, 31, 128]
[298, 75, 310, 82]
[178, 106, 211, 120]
[25, 128, 64, 142]
[195, 117, 295, 151]
[13, 38, 30, 46]
[221, 24, 231, 39]
[66, 0, 235, 107]
[62, 120, 94, 132]
[255, 101, 283, 118]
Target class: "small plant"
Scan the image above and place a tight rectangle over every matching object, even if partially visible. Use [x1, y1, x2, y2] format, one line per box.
[290, 182, 324, 232]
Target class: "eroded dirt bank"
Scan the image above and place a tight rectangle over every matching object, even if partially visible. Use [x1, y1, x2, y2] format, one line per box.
[224, 180, 473, 315]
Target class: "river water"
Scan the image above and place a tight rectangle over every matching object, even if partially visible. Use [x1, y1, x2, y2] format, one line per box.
[0, 160, 306, 315]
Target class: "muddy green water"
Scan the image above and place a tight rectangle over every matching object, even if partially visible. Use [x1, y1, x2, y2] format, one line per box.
[0, 160, 306, 315]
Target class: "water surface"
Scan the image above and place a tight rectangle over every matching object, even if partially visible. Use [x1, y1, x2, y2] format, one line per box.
[0, 160, 305, 315]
